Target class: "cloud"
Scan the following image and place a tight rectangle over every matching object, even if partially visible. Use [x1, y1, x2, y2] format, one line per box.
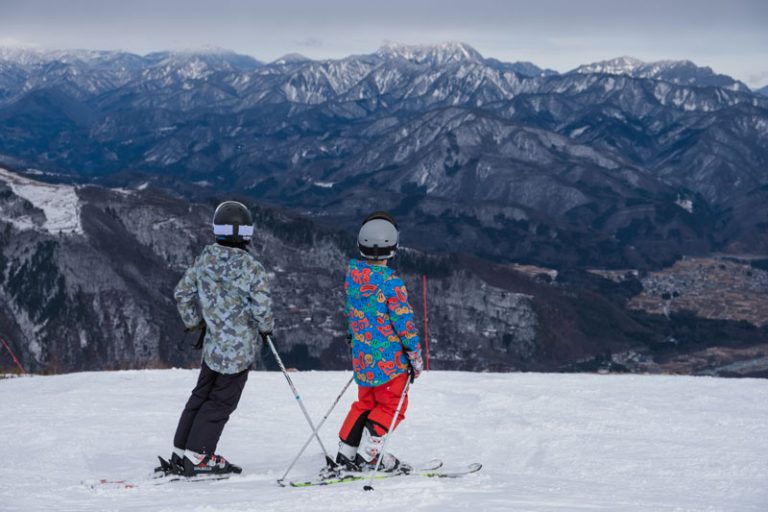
[0, 37, 37, 48]
[747, 71, 768, 89]
[294, 37, 323, 48]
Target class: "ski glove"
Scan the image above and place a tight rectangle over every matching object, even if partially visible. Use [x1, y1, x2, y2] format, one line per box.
[185, 319, 206, 332]
[345, 334, 353, 352]
[260, 331, 273, 344]
[185, 320, 206, 350]
[406, 350, 424, 380]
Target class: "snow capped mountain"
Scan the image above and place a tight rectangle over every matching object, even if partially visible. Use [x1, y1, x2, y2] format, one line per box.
[571, 56, 749, 91]
[0, 48, 149, 101]
[0, 47, 139, 68]
[0, 47, 90, 65]
[0, 42, 766, 263]
[483, 58, 557, 78]
[756, 85, 768, 96]
[271, 53, 312, 65]
[0, 46, 262, 70]
[0, 44, 749, 95]
[572, 56, 645, 75]
[0, 44, 751, 106]
[1, 40, 767, 379]
[142, 54, 218, 82]
[0, 47, 51, 66]
[144, 48, 262, 71]
[376, 42, 484, 66]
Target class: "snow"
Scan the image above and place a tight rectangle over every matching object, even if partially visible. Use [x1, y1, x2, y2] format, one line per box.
[569, 126, 589, 137]
[25, 338, 42, 361]
[1, 370, 766, 511]
[0, 167, 83, 235]
[111, 188, 135, 196]
[177, 59, 210, 80]
[573, 57, 644, 75]
[272, 53, 310, 65]
[676, 197, 694, 213]
[377, 42, 483, 65]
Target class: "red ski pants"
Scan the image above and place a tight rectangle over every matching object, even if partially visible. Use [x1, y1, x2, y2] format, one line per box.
[339, 373, 409, 444]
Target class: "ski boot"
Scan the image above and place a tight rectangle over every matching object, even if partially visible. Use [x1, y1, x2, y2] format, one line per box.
[183, 450, 242, 477]
[355, 425, 410, 473]
[317, 441, 361, 479]
[334, 441, 362, 472]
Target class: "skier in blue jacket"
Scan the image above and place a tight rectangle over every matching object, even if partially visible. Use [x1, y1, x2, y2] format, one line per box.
[335, 212, 424, 472]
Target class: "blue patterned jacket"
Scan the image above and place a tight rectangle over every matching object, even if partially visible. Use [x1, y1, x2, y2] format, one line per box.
[345, 259, 421, 387]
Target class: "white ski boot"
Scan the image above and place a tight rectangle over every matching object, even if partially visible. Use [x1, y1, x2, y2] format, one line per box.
[355, 425, 405, 473]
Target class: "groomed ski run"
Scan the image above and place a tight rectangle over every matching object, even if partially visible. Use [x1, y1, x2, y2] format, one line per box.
[1, 370, 766, 511]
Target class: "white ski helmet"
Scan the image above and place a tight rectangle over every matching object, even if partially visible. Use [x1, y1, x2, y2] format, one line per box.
[358, 211, 399, 260]
[212, 201, 254, 243]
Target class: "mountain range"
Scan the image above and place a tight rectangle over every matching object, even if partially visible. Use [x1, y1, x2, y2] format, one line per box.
[0, 43, 766, 376]
[0, 42, 766, 270]
[2, 166, 764, 377]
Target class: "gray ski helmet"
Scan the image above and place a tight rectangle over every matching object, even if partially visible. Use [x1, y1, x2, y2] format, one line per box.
[358, 211, 399, 260]
[212, 201, 254, 242]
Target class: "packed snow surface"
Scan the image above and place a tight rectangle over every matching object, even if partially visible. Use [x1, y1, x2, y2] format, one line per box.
[0, 370, 766, 511]
[0, 167, 83, 234]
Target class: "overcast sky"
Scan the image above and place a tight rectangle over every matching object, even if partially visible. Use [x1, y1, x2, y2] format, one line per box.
[1, 0, 766, 88]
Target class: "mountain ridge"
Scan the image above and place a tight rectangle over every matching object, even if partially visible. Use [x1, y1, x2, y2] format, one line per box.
[569, 56, 749, 92]
[0, 42, 755, 91]
[1, 165, 766, 377]
[0, 42, 766, 271]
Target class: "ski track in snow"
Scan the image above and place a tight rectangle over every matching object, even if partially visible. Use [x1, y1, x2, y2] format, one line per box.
[0, 370, 766, 511]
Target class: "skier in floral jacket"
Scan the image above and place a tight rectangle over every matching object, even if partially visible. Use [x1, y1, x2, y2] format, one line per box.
[335, 211, 424, 472]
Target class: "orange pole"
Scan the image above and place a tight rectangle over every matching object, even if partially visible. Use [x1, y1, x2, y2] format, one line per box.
[422, 274, 430, 370]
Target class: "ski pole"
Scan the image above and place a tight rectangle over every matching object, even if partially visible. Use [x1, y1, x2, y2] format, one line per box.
[363, 373, 412, 491]
[265, 335, 335, 467]
[277, 374, 355, 485]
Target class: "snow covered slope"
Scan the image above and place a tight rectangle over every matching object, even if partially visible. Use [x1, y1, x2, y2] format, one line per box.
[0, 371, 766, 511]
[0, 168, 83, 234]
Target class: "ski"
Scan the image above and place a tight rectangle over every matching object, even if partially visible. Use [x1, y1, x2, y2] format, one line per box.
[280, 458, 442, 487]
[82, 478, 141, 490]
[83, 457, 237, 490]
[83, 472, 235, 490]
[286, 460, 482, 487]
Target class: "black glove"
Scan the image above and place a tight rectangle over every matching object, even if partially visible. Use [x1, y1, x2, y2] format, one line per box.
[185, 320, 206, 350]
[260, 331, 273, 344]
[185, 319, 206, 332]
[345, 334, 353, 351]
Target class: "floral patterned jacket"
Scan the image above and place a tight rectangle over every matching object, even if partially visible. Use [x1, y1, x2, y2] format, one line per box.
[344, 259, 421, 387]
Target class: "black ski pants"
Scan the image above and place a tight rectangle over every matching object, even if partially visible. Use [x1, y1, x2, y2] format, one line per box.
[173, 362, 249, 455]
